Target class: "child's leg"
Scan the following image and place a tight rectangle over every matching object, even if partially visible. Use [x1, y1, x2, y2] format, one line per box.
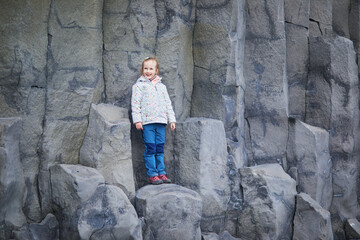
[154, 124, 166, 175]
[142, 124, 158, 177]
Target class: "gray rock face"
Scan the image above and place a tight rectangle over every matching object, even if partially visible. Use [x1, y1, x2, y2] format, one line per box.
[0, 118, 26, 239]
[39, 0, 104, 215]
[287, 119, 332, 209]
[135, 184, 202, 240]
[332, 0, 350, 38]
[237, 164, 297, 240]
[350, 0, 360, 54]
[80, 103, 135, 199]
[293, 193, 333, 240]
[202, 231, 241, 240]
[13, 213, 59, 240]
[244, 0, 288, 166]
[50, 164, 141, 240]
[173, 118, 231, 233]
[345, 218, 360, 239]
[309, 0, 332, 37]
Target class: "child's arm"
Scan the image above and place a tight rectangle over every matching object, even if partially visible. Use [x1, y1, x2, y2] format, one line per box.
[131, 84, 143, 127]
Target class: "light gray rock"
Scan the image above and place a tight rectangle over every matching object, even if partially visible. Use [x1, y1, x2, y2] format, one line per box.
[237, 164, 297, 240]
[202, 231, 241, 240]
[287, 119, 332, 209]
[285, 23, 308, 120]
[244, 0, 288, 166]
[284, 0, 310, 28]
[39, 0, 104, 215]
[0, 118, 26, 239]
[329, 36, 360, 236]
[350, 0, 360, 54]
[173, 118, 231, 233]
[305, 37, 332, 130]
[309, 0, 332, 37]
[293, 193, 333, 240]
[103, 0, 195, 122]
[345, 218, 360, 239]
[13, 213, 59, 240]
[50, 164, 142, 240]
[0, 0, 50, 222]
[80, 103, 135, 199]
[135, 184, 202, 240]
[78, 185, 142, 240]
[332, 0, 350, 38]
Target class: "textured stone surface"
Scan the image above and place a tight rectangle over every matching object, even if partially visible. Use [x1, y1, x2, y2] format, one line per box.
[345, 218, 360, 239]
[244, 0, 288, 166]
[237, 164, 297, 240]
[78, 185, 142, 240]
[173, 118, 230, 233]
[39, 0, 104, 215]
[329, 36, 360, 237]
[309, 0, 332, 37]
[80, 103, 135, 199]
[287, 119, 332, 209]
[284, 0, 309, 28]
[13, 213, 59, 240]
[293, 193, 333, 240]
[332, 0, 350, 38]
[135, 184, 202, 240]
[350, 0, 360, 53]
[202, 231, 241, 240]
[0, 118, 26, 239]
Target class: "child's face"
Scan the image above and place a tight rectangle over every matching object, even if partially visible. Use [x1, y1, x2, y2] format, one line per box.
[142, 60, 158, 79]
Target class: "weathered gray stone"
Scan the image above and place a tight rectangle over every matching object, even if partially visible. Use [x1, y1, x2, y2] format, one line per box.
[305, 37, 332, 130]
[50, 164, 105, 239]
[287, 119, 332, 209]
[237, 164, 297, 240]
[78, 185, 142, 240]
[80, 103, 135, 199]
[285, 23, 308, 119]
[345, 218, 360, 239]
[103, 0, 195, 122]
[13, 213, 59, 240]
[309, 0, 332, 37]
[332, 0, 350, 38]
[173, 118, 231, 233]
[293, 193, 333, 240]
[284, 0, 310, 28]
[0, 0, 50, 222]
[202, 231, 241, 240]
[39, 0, 104, 215]
[244, 0, 288, 166]
[329, 36, 360, 236]
[135, 184, 202, 240]
[350, 0, 360, 54]
[0, 118, 26, 239]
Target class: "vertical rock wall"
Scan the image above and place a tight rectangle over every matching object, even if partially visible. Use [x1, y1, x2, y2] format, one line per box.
[1, 0, 360, 239]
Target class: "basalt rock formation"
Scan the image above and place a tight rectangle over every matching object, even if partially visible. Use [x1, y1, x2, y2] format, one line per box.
[1, 0, 360, 239]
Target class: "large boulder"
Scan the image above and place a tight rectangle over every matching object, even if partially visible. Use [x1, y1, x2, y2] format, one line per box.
[80, 103, 135, 199]
[135, 184, 202, 240]
[237, 164, 297, 240]
[39, 0, 104, 214]
[244, 0, 288, 166]
[0, 118, 26, 239]
[50, 164, 142, 240]
[287, 119, 332, 209]
[173, 118, 231, 233]
[293, 193, 333, 240]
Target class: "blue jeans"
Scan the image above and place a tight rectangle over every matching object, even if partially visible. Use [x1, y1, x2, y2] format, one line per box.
[142, 123, 166, 177]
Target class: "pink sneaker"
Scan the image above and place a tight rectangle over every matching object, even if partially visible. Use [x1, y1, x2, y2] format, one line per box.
[149, 175, 163, 185]
[158, 174, 171, 183]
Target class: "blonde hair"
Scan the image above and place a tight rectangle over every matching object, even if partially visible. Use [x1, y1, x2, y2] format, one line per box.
[140, 57, 159, 75]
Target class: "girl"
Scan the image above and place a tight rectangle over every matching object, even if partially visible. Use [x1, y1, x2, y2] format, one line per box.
[131, 57, 176, 184]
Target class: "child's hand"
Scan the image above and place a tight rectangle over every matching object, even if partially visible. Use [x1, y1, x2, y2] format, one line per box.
[170, 122, 176, 131]
[135, 122, 143, 130]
